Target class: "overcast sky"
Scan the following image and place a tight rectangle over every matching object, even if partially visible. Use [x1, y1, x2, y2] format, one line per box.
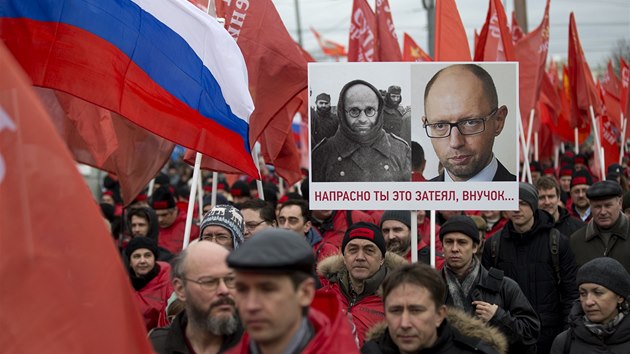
[274, 0, 630, 69]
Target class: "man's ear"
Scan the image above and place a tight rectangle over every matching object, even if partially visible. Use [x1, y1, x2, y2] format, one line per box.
[493, 105, 508, 135]
[297, 277, 316, 308]
[173, 278, 187, 302]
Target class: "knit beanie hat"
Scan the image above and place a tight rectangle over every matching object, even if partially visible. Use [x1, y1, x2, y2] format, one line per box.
[577, 257, 630, 298]
[439, 215, 480, 244]
[230, 180, 251, 198]
[380, 210, 411, 229]
[571, 169, 593, 189]
[126, 237, 159, 262]
[150, 186, 176, 210]
[342, 222, 386, 257]
[519, 182, 539, 212]
[200, 204, 245, 249]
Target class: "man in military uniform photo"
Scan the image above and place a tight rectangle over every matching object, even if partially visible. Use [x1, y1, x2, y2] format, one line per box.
[382, 85, 405, 137]
[310, 92, 338, 146]
[311, 79, 411, 182]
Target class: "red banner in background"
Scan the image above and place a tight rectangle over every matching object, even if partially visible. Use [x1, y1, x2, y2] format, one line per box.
[348, 0, 379, 62]
[434, 0, 471, 61]
[402, 33, 432, 62]
[375, 0, 402, 62]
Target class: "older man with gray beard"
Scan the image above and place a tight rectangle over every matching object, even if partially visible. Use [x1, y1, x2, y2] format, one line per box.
[150, 241, 243, 354]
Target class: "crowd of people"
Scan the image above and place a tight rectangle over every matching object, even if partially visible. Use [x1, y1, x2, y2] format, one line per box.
[95, 143, 630, 353]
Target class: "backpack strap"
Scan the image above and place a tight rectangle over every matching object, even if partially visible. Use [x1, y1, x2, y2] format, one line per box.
[490, 233, 501, 268]
[549, 228, 561, 285]
[485, 267, 504, 292]
[346, 210, 353, 228]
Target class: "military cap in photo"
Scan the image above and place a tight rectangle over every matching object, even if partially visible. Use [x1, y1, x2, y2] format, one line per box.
[387, 85, 401, 94]
[316, 93, 331, 102]
[586, 180, 623, 200]
[226, 229, 315, 274]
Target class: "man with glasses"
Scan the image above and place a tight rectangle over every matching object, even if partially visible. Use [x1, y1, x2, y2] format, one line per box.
[199, 204, 245, 250]
[149, 240, 243, 354]
[235, 199, 277, 240]
[312, 79, 411, 182]
[423, 64, 515, 182]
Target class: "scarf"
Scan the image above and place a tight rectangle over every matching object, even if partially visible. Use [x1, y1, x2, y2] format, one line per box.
[248, 317, 314, 354]
[583, 311, 626, 339]
[444, 257, 481, 313]
[130, 262, 160, 291]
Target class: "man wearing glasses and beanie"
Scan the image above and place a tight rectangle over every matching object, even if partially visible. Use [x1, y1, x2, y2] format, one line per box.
[312, 79, 410, 182]
[422, 64, 515, 182]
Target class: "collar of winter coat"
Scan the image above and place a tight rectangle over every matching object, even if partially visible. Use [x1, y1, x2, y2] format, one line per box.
[328, 127, 390, 158]
[364, 307, 508, 354]
[505, 209, 555, 240]
[585, 212, 629, 241]
[567, 300, 630, 346]
[317, 252, 407, 297]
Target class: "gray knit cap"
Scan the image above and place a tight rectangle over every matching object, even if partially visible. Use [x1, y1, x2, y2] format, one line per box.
[577, 257, 630, 298]
[380, 210, 411, 229]
[519, 182, 539, 212]
[200, 204, 245, 249]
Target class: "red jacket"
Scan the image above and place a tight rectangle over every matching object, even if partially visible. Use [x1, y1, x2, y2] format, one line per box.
[315, 210, 376, 249]
[134, 261, 173, 331]
[157, 210, 199, 254]
[225, 292, 359, 354]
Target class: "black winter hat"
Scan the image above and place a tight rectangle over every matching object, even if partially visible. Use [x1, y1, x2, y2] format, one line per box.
[586, 180, 623, 200]
[150, 186, 176, 210]
[571, 169, 593, 189]
[439, 215, 480, 244]
[519, 182, 539, 212]
[126, 237, 159, 261]
[380, 210, 411, 229]
[577, 257, 630, 298]
[342, 222, 386, 257]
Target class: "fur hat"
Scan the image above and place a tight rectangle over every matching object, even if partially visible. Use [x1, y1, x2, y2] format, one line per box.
[342, 222, 386, 257]
[387, 85, 401, 94]
[316, 93, 331, 102]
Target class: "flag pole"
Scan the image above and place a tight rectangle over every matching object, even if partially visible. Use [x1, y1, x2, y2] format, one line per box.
[574, 128, 579, 154]
[211, 171, 219, 207]
[410, 211, 418, 263]
[147, 178, 156, 197]
[620, 113, 627, 164]
[183, 152, 203, 249]
[589, 105, 605, 180]
[534, 132, 539, 162]
[430, 210, 436, 268]
[252, 145, 265, 200]
[518, 112, 533, 183]
[197, 171, 204, 216]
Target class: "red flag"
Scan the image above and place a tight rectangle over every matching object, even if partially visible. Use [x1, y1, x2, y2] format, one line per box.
[375, 0, 402, 61]
[310, 27, 348, 58]
[221, 0, 308, 184]
[402, 33, 433, 62]
[602, 60, 621, 99]
[540, 100, 572, 143]
[599, 80, 622, 129]
[511, 11, 524, 43]
[37, 89, 174, 205]
[348, 0, 379, 62]
[539, 71, 562, 123]
[0, 42, 152, 353]
[562, 64, 591, 138]
[600, 115, 621, 166]
[434, 0, 471, 61]
[514, 0, 550, 133]
[568, 12, 603, 124]
[621, 58, 630, 119]
[474, 0, 516, 61]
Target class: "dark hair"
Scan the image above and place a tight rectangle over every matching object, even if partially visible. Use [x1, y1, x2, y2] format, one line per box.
[424, 64, 498, 115]
[382, 263, 446, 308]
[411, 141, 425, 169]
[278, 199, 311, 222]
[536, 175, 560, 197]
[127, 207, 150, 223]
[236, 198, 276, 225]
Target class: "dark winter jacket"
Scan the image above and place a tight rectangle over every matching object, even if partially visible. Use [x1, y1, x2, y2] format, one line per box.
[317, 252, 407, 347]
[551, 301, 630, 354]
[443, 265, 540, 354]
[124, 207, 174, 263]
[570, 213, 630, 274]
[149, 311, 243, 354]
[361, 308, 508, 354]
[554, 206, 585, 238]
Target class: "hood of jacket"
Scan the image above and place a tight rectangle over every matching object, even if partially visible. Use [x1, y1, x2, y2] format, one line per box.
[365, 307, 508, 354]
[126, 207, 160, 242]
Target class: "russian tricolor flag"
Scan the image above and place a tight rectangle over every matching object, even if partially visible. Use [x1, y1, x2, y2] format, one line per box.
[1, 0, 258, 177]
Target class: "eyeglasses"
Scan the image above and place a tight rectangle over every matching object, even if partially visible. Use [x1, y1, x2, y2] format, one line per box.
[423, 108, 497, 138]
[183, 275, 236, 291]
[245, 220, 266, 231]
[201, 233, 232, 243]
[346, 106, 377, 118]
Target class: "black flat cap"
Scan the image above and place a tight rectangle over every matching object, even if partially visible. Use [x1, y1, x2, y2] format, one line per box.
[586, 180, 623, 200]
[226, 229, 315, 274]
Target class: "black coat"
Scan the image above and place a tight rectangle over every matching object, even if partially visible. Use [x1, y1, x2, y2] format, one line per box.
[430, 159, 516, 182]
[554, 206, 585, 239]
[149, 312, 243, 354]
[551, 301, 630, 354]
[482, 210, 579, 353]
[443, 266, 540, 354]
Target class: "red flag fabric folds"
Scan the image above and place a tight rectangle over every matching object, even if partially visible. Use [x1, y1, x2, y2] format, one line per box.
[375, 0, 402, 62]
[0, 42, 152, 354]
[434, 0, 471, 61]
[348, 0, 379, 62]
[621, 58, 630, 119]
[402, 33, 433, 62]
[474, 0, 516, 61]
[311, 27, 348, 58]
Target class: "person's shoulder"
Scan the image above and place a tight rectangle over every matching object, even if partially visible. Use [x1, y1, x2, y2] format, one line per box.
[493, 159, 517, 181]
[147, 326, 170, 353]
[386, 132, 410, 149]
